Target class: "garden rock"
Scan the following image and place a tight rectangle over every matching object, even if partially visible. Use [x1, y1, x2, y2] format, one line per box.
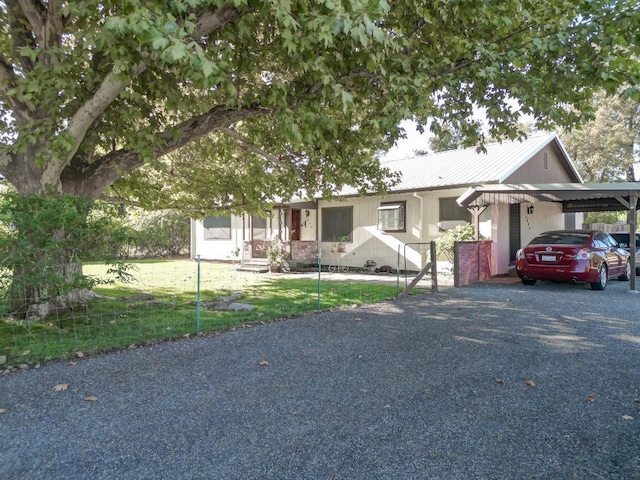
[227, 303, 256, 312]
[192, 292, 254, 311]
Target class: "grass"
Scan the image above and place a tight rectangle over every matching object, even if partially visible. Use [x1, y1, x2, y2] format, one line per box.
[1, 260, 407, 367]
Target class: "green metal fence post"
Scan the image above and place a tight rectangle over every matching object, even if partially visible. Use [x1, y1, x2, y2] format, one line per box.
[396, 245, 401, 297]
[317, 247, 322, 311]
[196, 255, 201, 336]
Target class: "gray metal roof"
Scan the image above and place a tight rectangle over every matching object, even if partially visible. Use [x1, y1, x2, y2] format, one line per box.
[377, 132, 578, 192]
[457, 182, 640, 208]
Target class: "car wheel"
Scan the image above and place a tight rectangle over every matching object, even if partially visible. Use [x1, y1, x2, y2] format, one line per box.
[521, 278, 536, 286]
[618, 261, 631, 281]
[590, 264, 607, 290]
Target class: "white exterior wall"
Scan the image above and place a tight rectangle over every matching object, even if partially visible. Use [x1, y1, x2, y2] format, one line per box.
[299, 208, 317, 241]
[485, 201, 565, 275]
[318, 188, 470, 271]
[318, 194, 426, 270]
[191, 216, 244, 261]
[520, 202, 565, 247]
[190, 194, 570, 272]
[491, 204, 510, 276]
[419, 188, 470, 240]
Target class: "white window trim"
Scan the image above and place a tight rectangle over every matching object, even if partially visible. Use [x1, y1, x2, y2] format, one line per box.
[377, 202, 405, 232]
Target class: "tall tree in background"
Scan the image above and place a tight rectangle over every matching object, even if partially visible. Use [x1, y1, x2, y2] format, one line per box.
[560, 90, 640, 183]
[0, 1, 639, 317]
[428, 124, 463, 153]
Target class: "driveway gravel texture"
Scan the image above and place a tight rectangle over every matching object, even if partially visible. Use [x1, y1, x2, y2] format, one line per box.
[1, 279, 639, 480]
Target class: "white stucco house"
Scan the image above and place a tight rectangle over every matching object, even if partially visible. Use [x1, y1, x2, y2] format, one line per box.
[191, 132, 583, 276]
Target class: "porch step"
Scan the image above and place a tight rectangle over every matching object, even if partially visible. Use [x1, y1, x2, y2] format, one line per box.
[236, 260, 269, 273]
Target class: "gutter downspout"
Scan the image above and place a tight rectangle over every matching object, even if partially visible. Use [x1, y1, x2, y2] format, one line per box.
[413, 192, 424, 242]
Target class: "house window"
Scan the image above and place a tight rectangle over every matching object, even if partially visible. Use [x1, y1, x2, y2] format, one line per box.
[252, 215, 267, 240]
[543, 151, 548, 169]
[439, 197, 471, 227]
[321, 206, 353, 242]
[203, 215, 231, 240]
[377, 202, 406, 232]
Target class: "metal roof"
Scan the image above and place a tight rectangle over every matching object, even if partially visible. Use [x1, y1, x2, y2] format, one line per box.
[377, 132, 580, 192]
[457, 182, 640, 209]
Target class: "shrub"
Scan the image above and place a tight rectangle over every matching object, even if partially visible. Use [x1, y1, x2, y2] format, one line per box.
[129, 210, 189, 258]
[435, 224, 478, 263]
[0, 193, 135, 317]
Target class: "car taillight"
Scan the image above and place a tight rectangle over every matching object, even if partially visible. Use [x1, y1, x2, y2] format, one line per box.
[576, 249, 591, 260]
[516, 249, 525, 259]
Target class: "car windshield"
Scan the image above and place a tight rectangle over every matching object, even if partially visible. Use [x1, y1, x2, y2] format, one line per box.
[529, 232, 589, 245]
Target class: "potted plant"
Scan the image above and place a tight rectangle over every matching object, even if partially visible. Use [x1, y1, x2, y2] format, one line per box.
[266, 238, 289, 272]
[336, 235, 349, 253]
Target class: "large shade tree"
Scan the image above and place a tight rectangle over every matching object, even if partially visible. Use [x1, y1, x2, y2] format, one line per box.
[560, 90, 640, 183]
[1, 1, 639, 318]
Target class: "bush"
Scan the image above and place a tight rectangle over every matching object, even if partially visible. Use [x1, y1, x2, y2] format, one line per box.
[0, 193, 135, 317]
[128, 210, 189, 258]
[435, 224, 478, 263]
[583, 211, 625, 225]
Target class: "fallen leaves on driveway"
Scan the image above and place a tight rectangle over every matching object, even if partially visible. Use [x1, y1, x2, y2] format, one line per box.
[524, 380, 536, 388]
[53, 383, 69, 392]
[258, 360, 269, 366]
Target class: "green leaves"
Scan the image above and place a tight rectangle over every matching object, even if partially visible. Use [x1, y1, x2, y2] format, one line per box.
[0, 194, 137, 318]
[0, 0, 638, 212]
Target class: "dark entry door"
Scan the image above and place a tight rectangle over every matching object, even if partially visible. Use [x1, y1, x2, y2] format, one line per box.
[291, 209, 301, 241]
[509, 204, 521, 265]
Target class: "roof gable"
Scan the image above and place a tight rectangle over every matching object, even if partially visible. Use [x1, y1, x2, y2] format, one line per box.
[378, 133, 581, 193]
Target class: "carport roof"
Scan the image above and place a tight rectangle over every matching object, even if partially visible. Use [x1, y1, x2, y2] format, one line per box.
[457, 182, 640, 291]
[457, 182, 640, 210]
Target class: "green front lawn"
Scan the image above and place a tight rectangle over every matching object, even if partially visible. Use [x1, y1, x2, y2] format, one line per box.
[1, 260, 403, 366]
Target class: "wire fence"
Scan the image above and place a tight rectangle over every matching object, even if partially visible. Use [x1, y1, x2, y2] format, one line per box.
[0, 244, 443, 368]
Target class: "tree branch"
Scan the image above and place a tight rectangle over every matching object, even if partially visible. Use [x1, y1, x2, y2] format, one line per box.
[15, 0, 44, 44]
[155, 104, 271, 158]
[222, 127, 289, 168]
[6, 0, 37, 72]
[0, 60, 36, 123]
[62, 64, 146, 166]
[193, 5, 243, 38]
[43, 0, 64, 51]
[61, 4, 249, 177]
[62, 104, 271, 199]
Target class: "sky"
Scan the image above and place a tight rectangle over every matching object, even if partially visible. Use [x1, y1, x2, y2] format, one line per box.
[381, 120, 432, 161]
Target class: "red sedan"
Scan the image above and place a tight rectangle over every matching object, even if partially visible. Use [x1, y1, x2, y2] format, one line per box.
[515, 230, 630, 290]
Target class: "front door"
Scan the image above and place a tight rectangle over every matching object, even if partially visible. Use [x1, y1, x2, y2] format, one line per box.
[509, 204, 521, 265]
[291, 209, 301, 241]
[251, 215, 267, 258]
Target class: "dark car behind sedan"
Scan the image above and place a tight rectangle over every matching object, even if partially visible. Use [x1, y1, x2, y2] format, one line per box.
[610, 232, 640, 275]
[515, 230, 630, 290]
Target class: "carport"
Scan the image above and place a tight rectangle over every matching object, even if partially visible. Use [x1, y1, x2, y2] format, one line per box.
[457, 182, 640, 291]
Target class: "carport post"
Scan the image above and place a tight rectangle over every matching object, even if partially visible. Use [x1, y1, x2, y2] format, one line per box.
[630, 194, 637, 291]
[467, 206, 487, 240]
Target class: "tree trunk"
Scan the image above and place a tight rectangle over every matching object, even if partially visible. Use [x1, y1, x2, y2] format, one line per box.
[9, 261, 102, 321]
[3, 194, 107, 321]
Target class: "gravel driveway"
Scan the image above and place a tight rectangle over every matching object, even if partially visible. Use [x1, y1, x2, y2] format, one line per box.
[1, 279, 639, 479]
